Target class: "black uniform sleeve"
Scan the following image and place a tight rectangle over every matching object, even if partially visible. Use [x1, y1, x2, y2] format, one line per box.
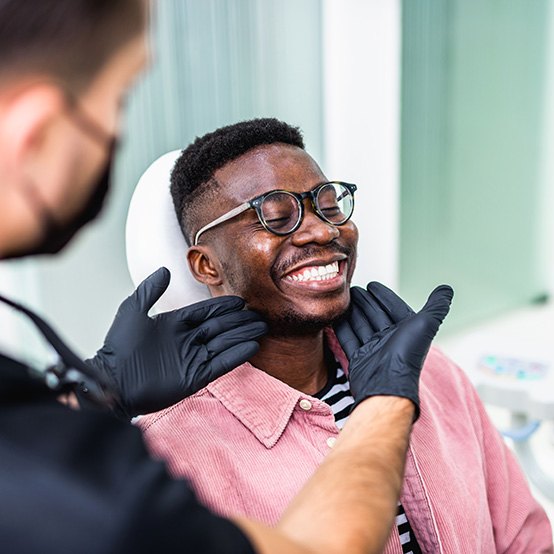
[0, 362, 255, 554]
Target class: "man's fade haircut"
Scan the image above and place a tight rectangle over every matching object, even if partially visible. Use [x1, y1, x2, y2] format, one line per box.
[171, 118, 305, 245]
[0, 0, 146, 92]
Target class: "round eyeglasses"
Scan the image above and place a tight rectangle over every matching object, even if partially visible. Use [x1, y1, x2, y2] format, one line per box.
[194, 181, 357, 245]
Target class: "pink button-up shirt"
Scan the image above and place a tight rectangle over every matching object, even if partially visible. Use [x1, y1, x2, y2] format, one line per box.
[140, 346, 553, 553]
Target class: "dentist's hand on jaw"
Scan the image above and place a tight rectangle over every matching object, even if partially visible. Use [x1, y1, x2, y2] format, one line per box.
[85, 267, 268, 420]
[334, 282, 454, 420]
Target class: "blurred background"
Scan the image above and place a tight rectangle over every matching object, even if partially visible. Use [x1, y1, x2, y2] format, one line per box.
[1, 0, 553, 525]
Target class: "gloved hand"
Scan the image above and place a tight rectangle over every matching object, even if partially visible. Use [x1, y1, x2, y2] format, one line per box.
[84, 267, 268, 419]
[334, 282, 453, 420]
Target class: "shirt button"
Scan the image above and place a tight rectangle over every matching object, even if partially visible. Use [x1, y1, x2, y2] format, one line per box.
[299, 399, 312, 411]
[327, 437, 337, 448]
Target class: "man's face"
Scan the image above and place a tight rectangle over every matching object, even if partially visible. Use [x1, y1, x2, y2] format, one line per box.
[206, 144, 359, 335]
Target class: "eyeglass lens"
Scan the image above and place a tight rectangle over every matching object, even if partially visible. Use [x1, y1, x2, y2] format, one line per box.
[259, 182, 354, 234]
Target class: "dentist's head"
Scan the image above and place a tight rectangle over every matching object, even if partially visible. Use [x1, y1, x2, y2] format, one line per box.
[0, 0, 148, 259]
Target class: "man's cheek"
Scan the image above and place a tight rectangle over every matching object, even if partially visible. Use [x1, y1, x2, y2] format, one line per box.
[249, 237, 277, 261]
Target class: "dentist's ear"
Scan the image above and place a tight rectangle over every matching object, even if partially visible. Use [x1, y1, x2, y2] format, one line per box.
[187, 246, 224, 287]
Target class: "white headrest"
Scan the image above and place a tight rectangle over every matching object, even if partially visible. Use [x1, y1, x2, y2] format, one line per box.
[125, 150, 210, 313]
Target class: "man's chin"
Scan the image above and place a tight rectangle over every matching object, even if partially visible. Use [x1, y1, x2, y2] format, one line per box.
[267, 305, 348, 337]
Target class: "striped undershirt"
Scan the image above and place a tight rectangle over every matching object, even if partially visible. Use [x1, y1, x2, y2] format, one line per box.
[314, 365, 422, 554]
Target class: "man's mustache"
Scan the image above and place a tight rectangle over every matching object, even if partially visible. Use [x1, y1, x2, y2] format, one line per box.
[272, 243, 355, 277]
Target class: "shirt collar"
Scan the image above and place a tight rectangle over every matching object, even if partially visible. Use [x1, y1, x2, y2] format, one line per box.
[206, 328, 348, 448]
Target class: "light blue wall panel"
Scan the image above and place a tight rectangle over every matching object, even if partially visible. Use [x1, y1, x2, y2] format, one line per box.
[400, 0, 550, 332]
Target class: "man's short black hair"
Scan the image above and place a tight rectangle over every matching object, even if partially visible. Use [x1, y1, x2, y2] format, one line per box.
[171, 117, 305, 245]
[0, 0, 146, 92]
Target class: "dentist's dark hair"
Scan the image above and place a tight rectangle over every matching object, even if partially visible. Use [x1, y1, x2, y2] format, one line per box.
[0, 0, 146, 92]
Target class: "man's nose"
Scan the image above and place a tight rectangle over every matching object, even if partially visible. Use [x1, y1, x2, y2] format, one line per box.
[290, 208, 340, 246]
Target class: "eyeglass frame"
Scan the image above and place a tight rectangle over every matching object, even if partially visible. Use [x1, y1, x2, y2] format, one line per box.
[193, 180, 358, 246]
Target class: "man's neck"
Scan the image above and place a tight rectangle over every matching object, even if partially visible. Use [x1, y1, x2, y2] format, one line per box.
[249, 330, 329, 395]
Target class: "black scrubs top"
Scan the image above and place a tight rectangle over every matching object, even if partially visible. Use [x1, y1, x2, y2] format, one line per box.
[0, 353, 255, 554]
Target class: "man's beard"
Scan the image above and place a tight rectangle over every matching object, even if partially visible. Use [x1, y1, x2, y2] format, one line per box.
[221, 241, 355, 337]
[264, 304, 348, 337]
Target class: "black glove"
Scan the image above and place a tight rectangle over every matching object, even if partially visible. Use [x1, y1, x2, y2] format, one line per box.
[334, 282, 453, 419]
[85, 267, 268, 419]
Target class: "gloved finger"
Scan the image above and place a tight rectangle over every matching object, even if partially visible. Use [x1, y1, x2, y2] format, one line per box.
[127, 267, 171, 314]
[199, 341, 262, 385]
[333, 318, 361, 360]
[366, 282, 415, 323]
[347, 302, 377, 345]
[187, 310, 267, 343]
[418, 285, 454, 325]
[175, 295, 246, 324]
[204, 321, 269, 356]
[350, 286, 393, 332]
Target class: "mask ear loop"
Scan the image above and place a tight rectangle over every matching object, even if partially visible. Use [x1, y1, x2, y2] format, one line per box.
[16, 87, 117, 249]
[0, 293, 119, 409]
[63, 91, 114, 148]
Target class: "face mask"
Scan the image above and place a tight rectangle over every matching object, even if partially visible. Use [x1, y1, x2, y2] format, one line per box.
[24, 138, 117, 256]
[5, 97, 119, 259]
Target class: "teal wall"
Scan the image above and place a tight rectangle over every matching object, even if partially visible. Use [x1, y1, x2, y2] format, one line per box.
[117, 0, 325, 212]
[400, 0, 551, 332]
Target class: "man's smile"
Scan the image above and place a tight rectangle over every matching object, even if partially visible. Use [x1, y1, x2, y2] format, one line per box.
[281, 259, 348, 292]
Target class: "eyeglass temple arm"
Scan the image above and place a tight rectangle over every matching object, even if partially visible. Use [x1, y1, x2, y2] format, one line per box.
[194, 202, 251, 245]
[336, 191, 349, 202]
[330, 184, 356, 203]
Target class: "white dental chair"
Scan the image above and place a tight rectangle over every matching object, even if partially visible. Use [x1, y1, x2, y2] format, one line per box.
[125, 150, 210, 314]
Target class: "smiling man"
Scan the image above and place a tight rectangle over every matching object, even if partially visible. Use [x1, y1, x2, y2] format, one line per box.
[139, 118, 552, 553]
[183, 125, 358, 396]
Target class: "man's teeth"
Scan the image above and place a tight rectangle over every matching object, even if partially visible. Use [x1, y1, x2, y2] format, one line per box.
[285, 261, 340, 282]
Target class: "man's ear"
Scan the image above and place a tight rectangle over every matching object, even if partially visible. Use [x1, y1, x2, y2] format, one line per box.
[0, 83, 65, 176]
[187, 246, 224, 287]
